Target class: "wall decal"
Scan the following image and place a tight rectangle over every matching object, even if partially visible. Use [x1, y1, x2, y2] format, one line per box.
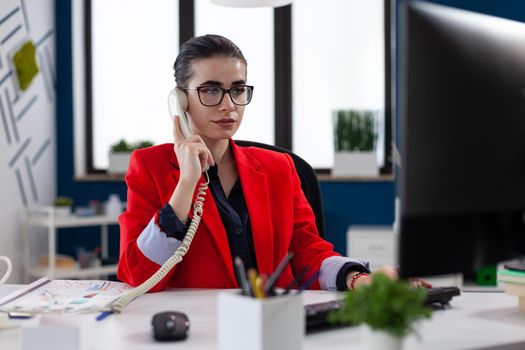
[8, 137, 30, 167]
[0, 0, 55, 283]
[15, 94, 36, 120]
[31, 137, 51, 165]
[13, 40, 39, 91]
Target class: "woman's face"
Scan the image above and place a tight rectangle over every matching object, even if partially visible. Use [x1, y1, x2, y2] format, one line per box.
[185, 56, 247, 141]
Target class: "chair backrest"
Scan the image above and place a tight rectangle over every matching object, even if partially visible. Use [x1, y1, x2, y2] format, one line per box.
[235, 140, 326, 239]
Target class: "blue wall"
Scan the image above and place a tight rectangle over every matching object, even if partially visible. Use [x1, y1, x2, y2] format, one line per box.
[55, 0, 525, 259]
[398, 0, 525, 21]
[321, 181, 395, 254]
[56, 1, 126, 257]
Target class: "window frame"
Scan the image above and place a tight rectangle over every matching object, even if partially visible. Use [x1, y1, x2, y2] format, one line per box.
[83, 0, 392, 175]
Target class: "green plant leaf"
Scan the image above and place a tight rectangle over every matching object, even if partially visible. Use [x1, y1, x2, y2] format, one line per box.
[110, 139, 132, 153]
[328, 274, 432, 338]
[333, 110, 378, 152]
[132, 140, 154, 150]
[110, 139, 154, 153]
[54, 196, 74, 207]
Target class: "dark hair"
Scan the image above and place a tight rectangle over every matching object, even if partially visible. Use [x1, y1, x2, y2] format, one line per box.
[174, 34, 247, 88]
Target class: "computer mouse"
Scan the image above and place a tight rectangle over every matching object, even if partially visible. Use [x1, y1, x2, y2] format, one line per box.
[151, 311, 190, 341]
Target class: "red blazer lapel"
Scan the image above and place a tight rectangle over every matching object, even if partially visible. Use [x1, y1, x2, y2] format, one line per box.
[231, 140, 274, 275]
[170, 147, 237, 286]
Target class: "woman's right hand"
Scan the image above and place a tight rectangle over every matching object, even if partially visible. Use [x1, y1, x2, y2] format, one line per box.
[172, 116, 214, 185]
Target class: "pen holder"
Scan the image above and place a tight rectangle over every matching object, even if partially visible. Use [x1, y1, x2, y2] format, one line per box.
[218, 292, 304, 350]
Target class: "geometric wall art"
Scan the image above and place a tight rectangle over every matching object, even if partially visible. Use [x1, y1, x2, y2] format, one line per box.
[0, 0, 55, 283]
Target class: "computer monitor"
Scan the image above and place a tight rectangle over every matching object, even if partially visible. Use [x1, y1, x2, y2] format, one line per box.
[398, 1, 525, 278]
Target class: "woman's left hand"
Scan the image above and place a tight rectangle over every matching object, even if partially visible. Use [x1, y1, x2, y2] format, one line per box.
[347, 265, 432, 289]
[409, 277, 432, 288]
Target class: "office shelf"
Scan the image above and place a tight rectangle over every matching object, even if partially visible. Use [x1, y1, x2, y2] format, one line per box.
[27, 264, 119, 279]
[23, 205, 119, 282]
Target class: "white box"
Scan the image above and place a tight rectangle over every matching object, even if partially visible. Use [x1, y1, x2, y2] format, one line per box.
[22, 326, 79, 350]
[108, 152, 131, 174]
[333, 152, 378, 177]
[218, 292, 304, 350]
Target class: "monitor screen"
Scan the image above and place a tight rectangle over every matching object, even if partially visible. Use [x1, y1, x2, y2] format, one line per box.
[398, 1, 525, 278]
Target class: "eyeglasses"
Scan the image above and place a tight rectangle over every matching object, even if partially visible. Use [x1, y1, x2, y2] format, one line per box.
[185, 85, 254, 107]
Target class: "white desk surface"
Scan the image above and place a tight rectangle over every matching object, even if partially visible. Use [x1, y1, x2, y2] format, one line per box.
[1, 284, 525, 350]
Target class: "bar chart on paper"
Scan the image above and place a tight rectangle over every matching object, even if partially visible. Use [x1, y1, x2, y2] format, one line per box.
[0, 277, 131, 315]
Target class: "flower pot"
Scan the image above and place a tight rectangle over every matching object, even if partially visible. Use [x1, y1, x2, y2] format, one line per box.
[108, 152, 131, 174]
[54, 206, 72, 217]
[333, 151, 378, 177]
[362, 325, 404, 350]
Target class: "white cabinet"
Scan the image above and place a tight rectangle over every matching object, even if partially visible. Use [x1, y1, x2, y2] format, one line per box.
[347, 224, 463, 287]
[22, 206, 119, 282]
[347, 225, 397, 271]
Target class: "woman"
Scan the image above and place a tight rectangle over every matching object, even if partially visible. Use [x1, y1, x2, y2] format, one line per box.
[117, 34, 401, 292]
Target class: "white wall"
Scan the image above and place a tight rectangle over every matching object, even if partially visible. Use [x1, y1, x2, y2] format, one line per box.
[0, 0, 55, 283]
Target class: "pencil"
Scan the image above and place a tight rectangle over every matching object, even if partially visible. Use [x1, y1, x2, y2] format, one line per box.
[264, 252, 295, 294]
[234, 257, 251, 296]
[282, 266, 309, 295]
[296, 270, 321, 294]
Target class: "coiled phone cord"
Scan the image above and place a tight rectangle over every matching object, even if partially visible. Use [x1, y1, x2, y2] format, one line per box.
[108, 173, 209, 314]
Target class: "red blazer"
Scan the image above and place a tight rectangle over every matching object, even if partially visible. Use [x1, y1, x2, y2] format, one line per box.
[118, 140, 340, 292]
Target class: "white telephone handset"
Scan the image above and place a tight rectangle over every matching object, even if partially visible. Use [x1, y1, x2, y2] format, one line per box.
[168, 88, 209, 172]
[107, 88, 209, 315]
[168, 88, 193, 139]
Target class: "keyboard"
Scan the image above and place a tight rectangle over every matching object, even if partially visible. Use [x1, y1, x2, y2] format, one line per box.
[424, 286, 461, 306]
[305, 286, 460, 333]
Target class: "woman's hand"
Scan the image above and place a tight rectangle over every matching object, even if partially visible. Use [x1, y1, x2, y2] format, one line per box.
[347, 265, 432, 289]
[172, 116, 214, 185]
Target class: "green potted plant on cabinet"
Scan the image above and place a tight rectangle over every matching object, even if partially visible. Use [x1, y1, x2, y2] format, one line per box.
[329, 274, 432, 350]
[53, 196, 74, 217]
[333, 109, 379, 176]
[108, 139, 154, 174]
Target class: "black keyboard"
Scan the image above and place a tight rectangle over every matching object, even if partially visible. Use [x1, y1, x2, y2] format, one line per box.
[424, 286, 461, 306]
[305, 286, 460, 333]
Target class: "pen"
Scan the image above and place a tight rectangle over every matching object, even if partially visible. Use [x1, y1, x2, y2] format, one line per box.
[7, 310, 33, 319]
[255, 276, 266, 299]
[234, 257, 251, 296]
[282, 266, 308, 295]
[263, 252, 295, 295]
[96, 310, 113, 321]
[296, 269, 321, 294]
[247, 269, 265, 299]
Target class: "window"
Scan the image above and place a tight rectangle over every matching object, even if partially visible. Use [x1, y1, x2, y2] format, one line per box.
[195, 0, 274, 144]
[292, 0, 388, 170]
[89, 0, 179, 170]
[80, 1, 391, 174]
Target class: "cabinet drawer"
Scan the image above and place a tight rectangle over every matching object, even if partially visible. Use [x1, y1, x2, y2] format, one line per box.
[350, 239, 394, 257]
[347, 226, 397, 265]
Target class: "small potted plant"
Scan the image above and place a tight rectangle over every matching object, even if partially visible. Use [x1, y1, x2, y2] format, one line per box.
[133, 140, 154, 150]
[108, 139, 154, 174]
[333, 109, 379, 176]
[54, 196, 74, 217]
[328, 274, 432, 350]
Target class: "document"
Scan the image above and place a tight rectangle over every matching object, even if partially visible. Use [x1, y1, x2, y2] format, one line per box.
[0, 277, 132, 314]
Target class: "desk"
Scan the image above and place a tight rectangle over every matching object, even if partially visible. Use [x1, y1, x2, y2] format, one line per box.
[1, 285, 525, 349]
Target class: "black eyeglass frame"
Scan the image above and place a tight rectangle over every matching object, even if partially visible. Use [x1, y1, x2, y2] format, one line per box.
[184, 85, 254, 107]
